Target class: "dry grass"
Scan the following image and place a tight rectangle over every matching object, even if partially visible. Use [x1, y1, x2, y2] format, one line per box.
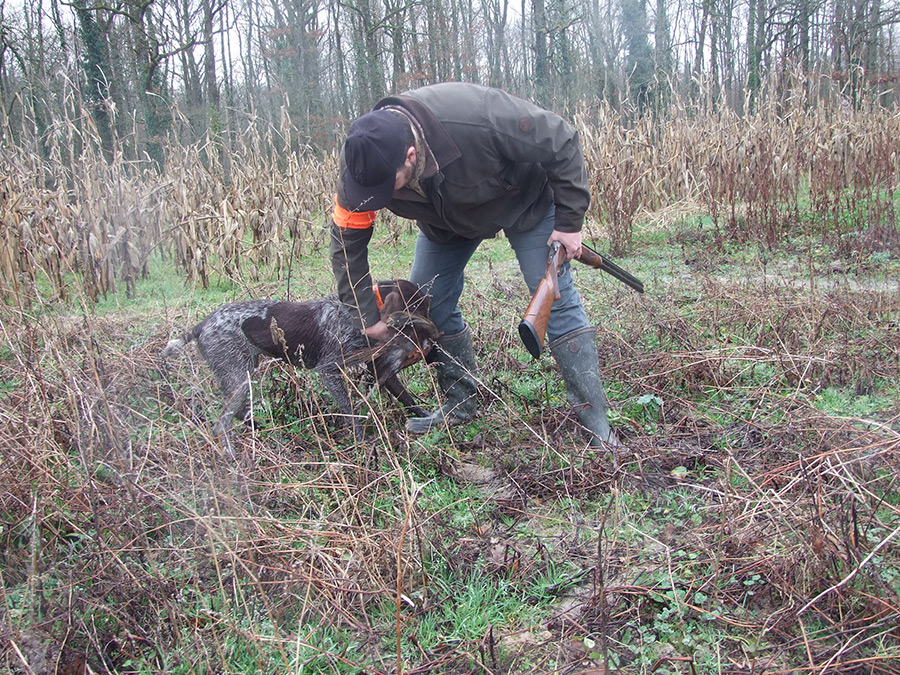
[0, 111, 338, 303]
[577, 96, 900, 257]
[1, 95, 899, 673]
[1, 237, 898, 672]
[3, 93, 900, 306]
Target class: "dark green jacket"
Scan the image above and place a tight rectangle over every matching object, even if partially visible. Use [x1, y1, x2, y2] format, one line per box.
[330, 82, 590, 328]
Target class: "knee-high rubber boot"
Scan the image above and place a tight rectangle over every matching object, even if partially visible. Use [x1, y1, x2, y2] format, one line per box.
[549, 326, 619, 447]
[406, 326, 478, 433]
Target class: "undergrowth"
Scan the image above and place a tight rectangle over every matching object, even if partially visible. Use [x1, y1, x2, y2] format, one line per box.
[1, 217, 898, 675]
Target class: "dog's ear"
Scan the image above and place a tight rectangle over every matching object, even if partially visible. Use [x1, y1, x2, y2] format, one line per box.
[379, 290, 404, 318]
[375, 279, 431, 318]
[394, 279, 431, 317]
[395, 279, 417, 297]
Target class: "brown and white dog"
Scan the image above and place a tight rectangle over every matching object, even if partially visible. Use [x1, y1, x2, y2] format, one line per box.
[161, 280, 438, 442]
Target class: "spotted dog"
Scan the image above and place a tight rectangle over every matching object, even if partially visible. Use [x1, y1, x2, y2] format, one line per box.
[161, 280, 438, 443]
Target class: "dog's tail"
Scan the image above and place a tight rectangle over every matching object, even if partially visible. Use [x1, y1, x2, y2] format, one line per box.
[160, 320, 206, 359]
[160, 336, 188, 359]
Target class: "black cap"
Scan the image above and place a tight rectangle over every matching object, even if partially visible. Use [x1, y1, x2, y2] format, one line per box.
[343, 110, 408, 211]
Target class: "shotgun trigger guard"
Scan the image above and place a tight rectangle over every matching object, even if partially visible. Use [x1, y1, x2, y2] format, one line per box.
[549, 241, 565, 277]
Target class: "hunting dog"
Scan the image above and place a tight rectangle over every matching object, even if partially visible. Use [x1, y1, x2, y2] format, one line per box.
[161, 280, 438, 443]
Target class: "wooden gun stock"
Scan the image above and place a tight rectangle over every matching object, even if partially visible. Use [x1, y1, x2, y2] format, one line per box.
[518, 242, 645, 359]
[518, 243, 564, 359]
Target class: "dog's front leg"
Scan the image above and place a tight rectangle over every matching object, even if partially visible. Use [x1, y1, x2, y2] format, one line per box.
[379, 372, 429, 418]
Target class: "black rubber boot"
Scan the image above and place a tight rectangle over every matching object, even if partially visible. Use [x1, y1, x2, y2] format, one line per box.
[549, 326, 619, 447]
[406, 326, 478, 433]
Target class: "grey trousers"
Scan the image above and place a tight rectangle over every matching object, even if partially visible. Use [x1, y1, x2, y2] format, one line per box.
[409, 206, 591, 339]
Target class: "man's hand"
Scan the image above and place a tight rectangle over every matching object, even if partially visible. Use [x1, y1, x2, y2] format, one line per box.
[364, 321, 392, 342]
[547, 229, 583, 262]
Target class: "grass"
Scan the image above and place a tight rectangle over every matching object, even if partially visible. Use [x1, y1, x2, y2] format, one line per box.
[2, 204, 900, 675]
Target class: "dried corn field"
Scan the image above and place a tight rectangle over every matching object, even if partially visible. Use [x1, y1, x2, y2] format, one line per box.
[0, 115, 337, 304]
[1, 98, 899, 675]
[2, 98, 900, 304]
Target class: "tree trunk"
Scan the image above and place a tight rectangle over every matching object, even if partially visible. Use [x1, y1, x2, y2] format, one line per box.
[123, 0, 170, 170]
[533, 0, 549, 105]
[622, 0, 653, 112]
[654, 0, 672, 104]
[73, 0, 114, 160]
[747, 0, 766, 109]
[692, 0, 712, 99]
[203, 0, 231, 183]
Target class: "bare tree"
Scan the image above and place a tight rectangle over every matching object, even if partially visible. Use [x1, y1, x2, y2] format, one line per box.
[533, 0, 550, 104]
[654, 0, 672, 92]
[622, 0, 653, 111]
[72, 0, 115, 157]
[173, 0, 203, 138]
[7, 0, 900, 160]
[482, 0, 510, 87]
[341, 0, 385, 110]
[747, 0, 766, 106]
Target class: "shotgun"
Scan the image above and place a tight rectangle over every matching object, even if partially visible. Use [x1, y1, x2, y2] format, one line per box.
[518, 242, 644, 359]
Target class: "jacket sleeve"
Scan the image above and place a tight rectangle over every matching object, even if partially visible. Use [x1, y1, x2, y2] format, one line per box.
[328, 139, 385, 330]
[484, 88, 590, 233]
[329, 211, 381, 330]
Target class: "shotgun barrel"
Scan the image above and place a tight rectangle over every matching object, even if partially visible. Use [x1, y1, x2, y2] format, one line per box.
[579, 244, 645, 294]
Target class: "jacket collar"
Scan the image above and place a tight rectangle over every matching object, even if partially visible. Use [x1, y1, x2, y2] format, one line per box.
[374, 94, 462, 176]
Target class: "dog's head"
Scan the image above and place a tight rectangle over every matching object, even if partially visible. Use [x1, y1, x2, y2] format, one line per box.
[374, 279, 431, 320]
[370, 311, 439, 384]
[358, 280, 439, 383]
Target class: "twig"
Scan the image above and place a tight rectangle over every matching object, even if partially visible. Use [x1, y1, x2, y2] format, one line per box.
[798, 522, 900, 615]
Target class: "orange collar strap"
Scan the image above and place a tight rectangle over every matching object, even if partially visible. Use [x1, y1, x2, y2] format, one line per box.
[372, 284, 384, 310]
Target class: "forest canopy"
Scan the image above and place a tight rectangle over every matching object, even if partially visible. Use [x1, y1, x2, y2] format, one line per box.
[2, 0, 900, 164]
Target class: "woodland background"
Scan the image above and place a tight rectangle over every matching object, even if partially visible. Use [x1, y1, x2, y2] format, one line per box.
[3, 0, 900, 168]
[1, 1, 900, 674]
